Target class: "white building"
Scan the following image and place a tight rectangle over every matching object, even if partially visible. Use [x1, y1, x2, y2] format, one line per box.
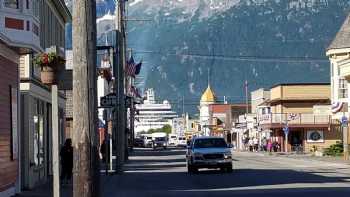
[135, 89, 178, 134]
[326, 13, 350, 120]
[199, 85, 216, 136]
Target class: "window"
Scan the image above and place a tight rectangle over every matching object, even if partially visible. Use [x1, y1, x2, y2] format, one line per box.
[339, 78, 348, 99]
[33, 99, 44, 166]
[33, 0, 39, 17]
[4, 0, 19, 9]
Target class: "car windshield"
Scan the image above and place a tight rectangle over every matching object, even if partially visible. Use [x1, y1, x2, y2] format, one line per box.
[179, 137, 186, 140]
[193, 138, 227, 149]
[146, 137, 152, 139]
[170, 136, 176, 138]
[154, 137, 166, 141]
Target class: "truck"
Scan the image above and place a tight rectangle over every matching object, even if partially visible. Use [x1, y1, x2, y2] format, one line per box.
[168, 134, 178, 146]
[151, 132, 168, 149]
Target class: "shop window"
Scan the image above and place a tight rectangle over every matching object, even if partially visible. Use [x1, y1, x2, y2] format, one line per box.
[338, 78, 348, 99]
[4, 0, 19, 9]
[33, 99, 44, 166]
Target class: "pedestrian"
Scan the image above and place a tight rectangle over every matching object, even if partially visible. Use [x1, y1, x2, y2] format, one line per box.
[100, 138, 109, 163]
[248, 138, 254, 152]
[261, 137, 267, 152]
[253, 137, 259, 152]
[273, 141, 280, 152]
[60, 138, 73, 185]
[267, 140, 272, 152]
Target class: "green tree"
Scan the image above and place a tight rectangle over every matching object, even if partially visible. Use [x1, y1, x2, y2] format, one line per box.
[162, 124, 172, 134]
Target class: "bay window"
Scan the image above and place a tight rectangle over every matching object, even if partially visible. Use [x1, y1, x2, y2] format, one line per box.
[4, 0, 19, 9]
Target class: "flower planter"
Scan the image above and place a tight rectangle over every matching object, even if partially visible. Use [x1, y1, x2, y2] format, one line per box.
[41, 66, 55, 85]
[33, 52, 65, 85]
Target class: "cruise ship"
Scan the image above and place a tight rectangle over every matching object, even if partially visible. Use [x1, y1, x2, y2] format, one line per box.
[135, 89, 178, 134]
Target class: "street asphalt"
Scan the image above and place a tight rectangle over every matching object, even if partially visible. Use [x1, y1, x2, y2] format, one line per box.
[101, 147, 350, 197]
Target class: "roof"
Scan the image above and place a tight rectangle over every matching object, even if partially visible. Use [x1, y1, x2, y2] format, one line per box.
[200, 85, 216, 103]
[328, 14, 350, 50]
[271, 83, 330, 89]
[53, 0, 72, 23]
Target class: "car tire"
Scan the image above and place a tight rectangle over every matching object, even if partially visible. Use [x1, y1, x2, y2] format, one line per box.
[187, 164, 198, 174]
[226, 165, 233, 173]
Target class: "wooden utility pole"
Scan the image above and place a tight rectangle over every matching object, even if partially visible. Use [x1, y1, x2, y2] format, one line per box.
[72, 1, 99, 196]
[116, 0, 126, 172]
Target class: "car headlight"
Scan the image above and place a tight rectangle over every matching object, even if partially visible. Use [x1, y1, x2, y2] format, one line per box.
[163, 143, 166, 146]
[224, 152, 232, 159]
[154, 143, 157, 146]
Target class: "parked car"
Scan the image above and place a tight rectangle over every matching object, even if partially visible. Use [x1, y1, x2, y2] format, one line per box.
[151, 132, 168, 149]
[133, 137, 144, 147]
[186, 136, 233, 173]
[168, 134, 178, 146]
[177, 136, 187, 148]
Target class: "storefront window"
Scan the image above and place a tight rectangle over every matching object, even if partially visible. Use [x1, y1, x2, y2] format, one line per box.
[33, 99, 44, 166]
[4, 0, 19, 9]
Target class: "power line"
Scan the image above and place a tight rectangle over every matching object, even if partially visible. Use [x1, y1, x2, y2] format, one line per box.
[131, 50, 329, 63]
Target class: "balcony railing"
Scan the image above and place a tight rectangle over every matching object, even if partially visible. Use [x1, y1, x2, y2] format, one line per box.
[258, 113, 331, 125]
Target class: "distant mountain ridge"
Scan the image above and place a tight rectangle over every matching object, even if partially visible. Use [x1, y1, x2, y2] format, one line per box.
[65, 0, 350, 114]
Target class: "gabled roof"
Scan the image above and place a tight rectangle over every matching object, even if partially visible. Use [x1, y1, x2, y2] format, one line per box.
[328, 14, 350, 50]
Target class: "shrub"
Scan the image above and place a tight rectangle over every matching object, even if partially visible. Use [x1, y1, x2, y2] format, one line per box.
[324, 142, 343, 156]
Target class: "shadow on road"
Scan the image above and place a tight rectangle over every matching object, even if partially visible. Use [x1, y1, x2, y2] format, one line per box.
[101, 147, 350, 197]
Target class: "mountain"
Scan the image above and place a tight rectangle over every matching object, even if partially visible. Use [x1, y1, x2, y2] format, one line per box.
[65, 0, 350, 115]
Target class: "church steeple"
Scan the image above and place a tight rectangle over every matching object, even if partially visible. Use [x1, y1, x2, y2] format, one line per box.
[200, 85, 216, 103]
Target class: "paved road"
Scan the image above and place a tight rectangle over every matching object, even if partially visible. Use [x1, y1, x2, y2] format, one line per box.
[101, 148, 350, 197]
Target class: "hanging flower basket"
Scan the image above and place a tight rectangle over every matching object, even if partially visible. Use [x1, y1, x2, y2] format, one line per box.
[33, 52, 65, 85]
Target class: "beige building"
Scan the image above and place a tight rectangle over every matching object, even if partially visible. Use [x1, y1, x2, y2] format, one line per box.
[259, 83, 340, 153]
[19, 0, 71, 190]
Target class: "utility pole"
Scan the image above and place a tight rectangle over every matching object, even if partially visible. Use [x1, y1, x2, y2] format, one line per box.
[72, 1, 99, 197]
[116, 0, 126, 173]
[245, 80, 249, 114]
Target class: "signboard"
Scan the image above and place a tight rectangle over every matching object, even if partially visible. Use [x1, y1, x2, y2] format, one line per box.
[283, 126, 289, 136]
[307, 130, 324, 143]
[100, 93, 117, 108]
[341, 116, 348, 127]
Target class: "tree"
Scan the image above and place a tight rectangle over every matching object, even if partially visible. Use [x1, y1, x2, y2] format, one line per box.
[162, 124, 172, 134]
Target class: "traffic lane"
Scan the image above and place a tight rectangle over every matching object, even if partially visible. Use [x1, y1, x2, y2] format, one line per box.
[105, 169, 350, 197]
[103, 149, 350, 197]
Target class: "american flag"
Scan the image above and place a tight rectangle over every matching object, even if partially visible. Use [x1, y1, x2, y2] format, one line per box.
[126, 56, 136, 76]
[126, 56, 142, 77]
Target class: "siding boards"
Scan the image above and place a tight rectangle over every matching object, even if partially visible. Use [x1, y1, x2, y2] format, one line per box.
[0, 54, 18, 191]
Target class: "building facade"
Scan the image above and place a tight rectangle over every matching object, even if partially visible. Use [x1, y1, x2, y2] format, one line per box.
[0, 0, 44, 195]
[258, 83, 340, 153]
[326, 13, 350, 147]
[18, 0, 71, 190]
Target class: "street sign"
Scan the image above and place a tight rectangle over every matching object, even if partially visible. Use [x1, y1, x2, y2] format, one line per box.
[100, 93, 117, 108]
[341, 116, 348, 127]
[283, 126, 289, 136]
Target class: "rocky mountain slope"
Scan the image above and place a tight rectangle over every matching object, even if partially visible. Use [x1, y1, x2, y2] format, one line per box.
[65, 0, 350, 114]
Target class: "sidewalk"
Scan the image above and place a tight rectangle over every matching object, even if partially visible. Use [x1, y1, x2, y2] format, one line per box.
[16, 179, 72, 197]
[234, 150, 350, 165]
